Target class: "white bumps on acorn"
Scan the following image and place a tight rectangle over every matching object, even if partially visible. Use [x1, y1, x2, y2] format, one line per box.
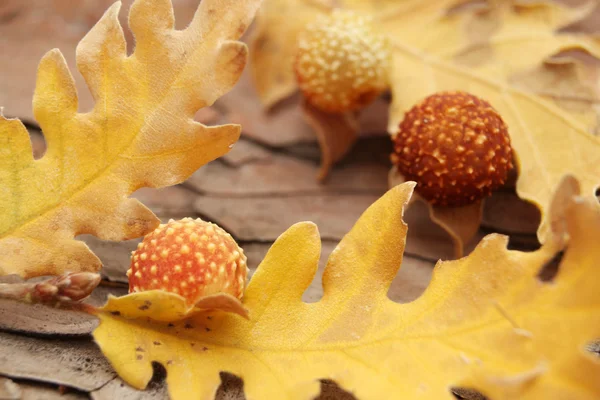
[295, 10, 391, 113]
[126, 217, 248, 304]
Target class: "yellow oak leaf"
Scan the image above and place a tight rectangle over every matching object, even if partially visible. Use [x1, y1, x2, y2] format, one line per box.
[0, 0, 262, 278]
[92, 181, 600, 399]
[250, 0, 600, 252]
[102, 290, 249, 322]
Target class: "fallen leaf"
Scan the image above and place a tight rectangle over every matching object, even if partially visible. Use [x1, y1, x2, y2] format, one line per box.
[0, 0, 203, 122]
[389, 167, 483, 258]
[510, 52, 600, 128]
[102, 290, 249, 322]
[427, 200, 484, 259]
[482, 190, 541, 235]
[250, 0, 333, 108]
[92, 181, 600, 399]
[0, 0, 261, 278]
[382, 0, 600, 243]
[250, 0, 600, 245]
[302, 101, 360, 180]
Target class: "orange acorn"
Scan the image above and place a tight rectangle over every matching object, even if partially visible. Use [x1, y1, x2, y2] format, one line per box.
[126, 218, 247, 305]
[294, 10, 390, 113]
[391, 91, 513, 206]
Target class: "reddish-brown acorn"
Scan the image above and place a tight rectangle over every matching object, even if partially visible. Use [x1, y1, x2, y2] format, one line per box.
[126, 218, 248, 304]
[294, 10, 390, 113]
[391, 92, 513, 206]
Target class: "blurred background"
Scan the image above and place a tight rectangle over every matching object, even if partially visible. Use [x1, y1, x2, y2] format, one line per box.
[0, 1, 599, 399]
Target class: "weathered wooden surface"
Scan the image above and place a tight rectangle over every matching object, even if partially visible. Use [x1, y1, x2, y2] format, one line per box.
[1, 1, 588, 399]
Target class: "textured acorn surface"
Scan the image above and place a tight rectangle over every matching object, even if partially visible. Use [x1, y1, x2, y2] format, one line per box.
[391, 92, 513, 206]
[127, 218, 247, 304]
[294, 10, 390, 113]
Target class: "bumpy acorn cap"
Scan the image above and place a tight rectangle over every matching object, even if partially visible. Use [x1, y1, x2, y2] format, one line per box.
[295, 9, 390, 113]
[391, 91, 513, 207]
[127, 218, 247, 304]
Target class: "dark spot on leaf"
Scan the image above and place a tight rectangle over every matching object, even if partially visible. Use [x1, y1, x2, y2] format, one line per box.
[135, 346, 145, 352]
[207, 316, 212, 320]
[167, 360, 173, 365]
[205, 327, 211, 332]
[136, 355, 143, 360]
[168, 323, 174, 328]
[153, 341, 161, 346]
[139, 300, 152, 311]
[202, 347, 209, 351]
[451, 387, 488, 400]
[110, 311, 121, 316]
[184, 323, 193, 329]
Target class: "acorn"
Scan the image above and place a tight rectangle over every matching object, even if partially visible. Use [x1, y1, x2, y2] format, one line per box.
[126, 218, 247, 305]
[391, 91, 513, 206]
[294, 9, 390, 113]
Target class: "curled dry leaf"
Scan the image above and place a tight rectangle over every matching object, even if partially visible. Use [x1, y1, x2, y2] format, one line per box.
[0, 0, 262, 278]
[427, 201, 483, 259]
[390, 167, 482, 258]
[251, 0, 600, 243]
[302, 101, 360, 181]
[100, 290, 248, 322]
[93, 181, 600, 399]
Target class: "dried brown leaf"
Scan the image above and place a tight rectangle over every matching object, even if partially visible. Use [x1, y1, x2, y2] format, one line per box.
[428, 200, 484, 259]
[302, 101, 359, 180]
